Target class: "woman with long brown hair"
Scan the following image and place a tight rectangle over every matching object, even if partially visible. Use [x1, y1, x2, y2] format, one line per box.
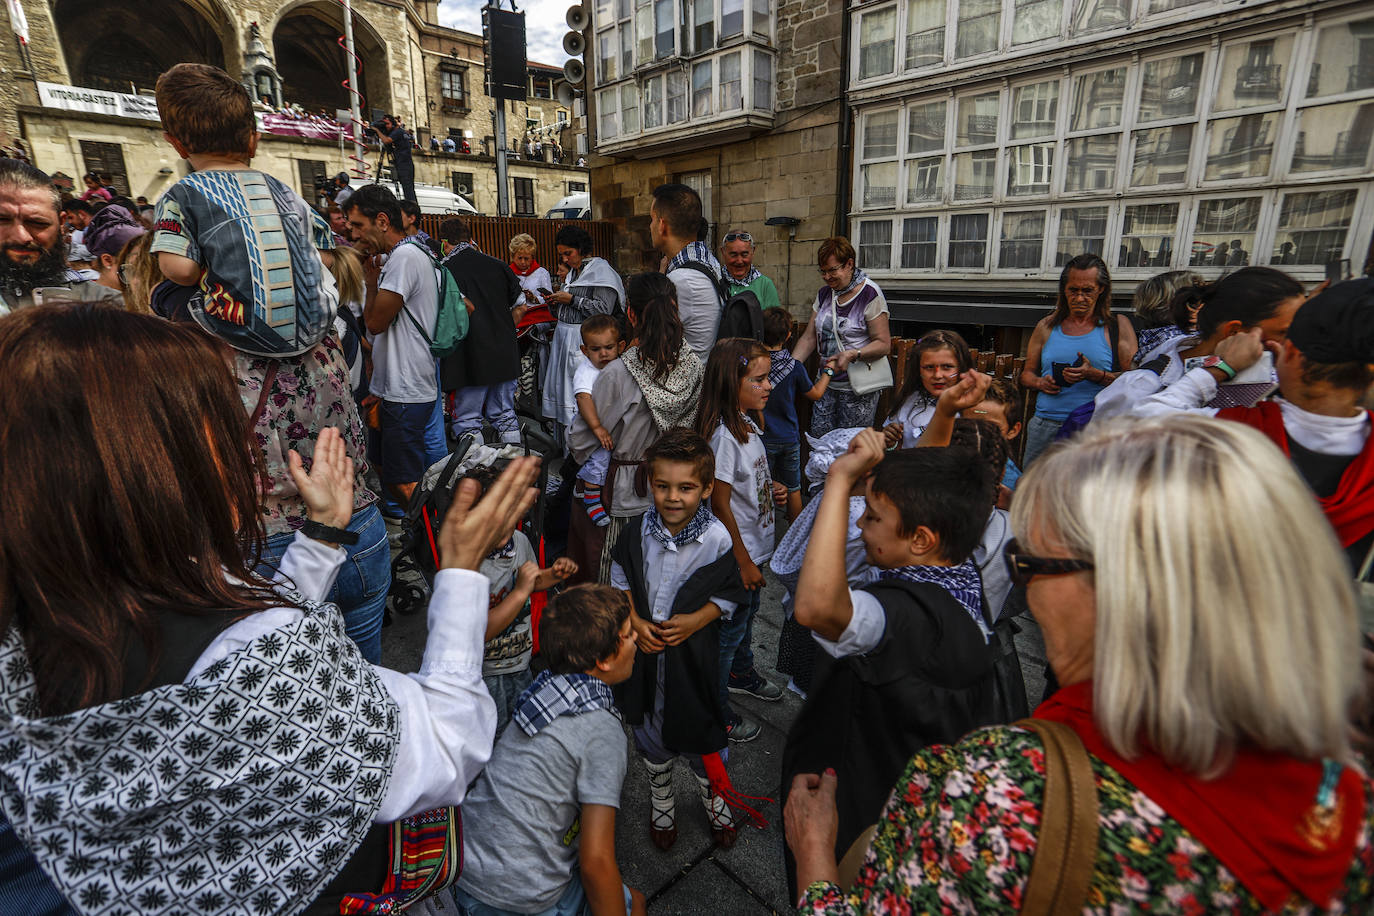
[0, 304, 537, 915]
[568, 272, 703, 582]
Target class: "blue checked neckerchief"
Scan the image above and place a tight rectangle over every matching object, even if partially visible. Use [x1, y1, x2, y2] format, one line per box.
[768, 348, 797, 388]
[646, 503, 714, 550]
[486, 537, 516, 560]
[513, 671, 616, 737]
[878, 560, 987, 637]
[666, 241, 725, 285]
[728, 267, 762, 289]
[440, 240, 476, 263]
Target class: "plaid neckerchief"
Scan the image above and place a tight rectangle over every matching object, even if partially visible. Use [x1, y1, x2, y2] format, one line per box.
[666, 241, 725, 284]
[513, 670, 616, 737]
[486, 537, 516, 560]
[728, 267, 762, 289]
[878, 560, 986, 635]
[835, 267, 869, 299]
[768, 348, 797, 387]
[440, 240, 476, 263]
[645, 503, 714, 550]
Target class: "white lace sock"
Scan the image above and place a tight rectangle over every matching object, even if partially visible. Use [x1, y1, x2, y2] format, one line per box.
[695, 773, 735, 830]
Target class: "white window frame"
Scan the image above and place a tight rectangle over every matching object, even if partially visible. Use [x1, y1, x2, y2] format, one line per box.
[1184, 192, 1270, 272]
[994, 207, 1052, 272]
[946, 209, 994, 273]
[1114, 196, 1186, 276]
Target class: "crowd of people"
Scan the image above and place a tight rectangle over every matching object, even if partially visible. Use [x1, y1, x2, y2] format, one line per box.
[0, 59, 1372, 916]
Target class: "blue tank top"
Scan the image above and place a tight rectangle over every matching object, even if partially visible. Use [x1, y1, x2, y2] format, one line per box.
[1036, 322, 1114, 420]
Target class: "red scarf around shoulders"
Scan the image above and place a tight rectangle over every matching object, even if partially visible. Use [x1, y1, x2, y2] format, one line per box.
[1036, 680, 1366, 911]
[1217, 400, 1374, 546]
[509, 258, 542, 277]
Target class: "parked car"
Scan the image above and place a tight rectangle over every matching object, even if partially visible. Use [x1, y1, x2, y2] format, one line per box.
[376, 180, 478, 215]
[545, 192, 589, 220]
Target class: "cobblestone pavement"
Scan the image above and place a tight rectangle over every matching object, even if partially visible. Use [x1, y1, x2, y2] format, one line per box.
[381, 513, 1051, 915]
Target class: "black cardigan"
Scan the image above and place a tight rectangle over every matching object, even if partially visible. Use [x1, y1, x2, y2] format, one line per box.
[611, 514, 747, 756]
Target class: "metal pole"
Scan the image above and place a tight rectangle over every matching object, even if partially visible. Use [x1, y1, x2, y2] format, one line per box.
[341, 0, 366, 178]
[494, 101, 510, 216]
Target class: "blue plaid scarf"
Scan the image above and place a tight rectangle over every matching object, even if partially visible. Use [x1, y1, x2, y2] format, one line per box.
[728, 267, 762, 289]
[513, 671, 616, 737]
[440, 240, 476, 263]
[768, 348, 797, 387]
[646, 503, 714, 549]
[486, 536, 516, 560]
[666, 241, 725, 285]
[878, 560, 986, 635]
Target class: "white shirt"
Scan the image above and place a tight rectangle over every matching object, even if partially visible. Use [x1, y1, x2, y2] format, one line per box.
[515, 266, 551, 304]
[610, 514, 739, 622]
[710, 421, 775, 564]
[668, 266, 723, 364]
[813, 589, 887, 659]
[973, 509, 1013, 622]
[886, 395, 936, 449]
[189, 533, 497, 823]
[371, 242, 440, 403]
[572, 353, 601, 397]
[1133, 370, 1370, 454]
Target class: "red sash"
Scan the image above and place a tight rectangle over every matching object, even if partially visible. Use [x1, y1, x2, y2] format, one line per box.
[1218, 400, 1374, 546]
[1036, 681, 1366, 910]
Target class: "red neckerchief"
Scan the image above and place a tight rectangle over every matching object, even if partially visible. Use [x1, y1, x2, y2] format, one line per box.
[1036, 681, 1366, 910]
[509, 258, 542, 277]
[1218, 401, 1374, 546]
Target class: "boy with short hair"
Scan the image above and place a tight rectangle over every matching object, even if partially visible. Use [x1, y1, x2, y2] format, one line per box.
[967, 377, 1024, 491]
[760, 307, 834, 520]
[783, 431, 998, 873]
[610, 428, 751, 850]
[151, 63, 337, 356]
[462, 466, 579, 737]
[454, 584, 647, 916]
[573, 314, 626, 527]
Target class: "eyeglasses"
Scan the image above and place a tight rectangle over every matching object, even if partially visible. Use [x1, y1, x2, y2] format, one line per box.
[723, 231, 752, 243]
[1002, 538, 1094, 587]
[818, 265, 849, 278]
[116, 263, 128, 287]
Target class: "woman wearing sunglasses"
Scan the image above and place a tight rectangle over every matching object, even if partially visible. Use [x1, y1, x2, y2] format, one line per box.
[785, 414, 1374, 914]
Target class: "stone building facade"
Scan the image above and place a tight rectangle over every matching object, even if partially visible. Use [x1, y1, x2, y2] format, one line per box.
[0, 0, 589, 216]
[585, 0, 847, 312]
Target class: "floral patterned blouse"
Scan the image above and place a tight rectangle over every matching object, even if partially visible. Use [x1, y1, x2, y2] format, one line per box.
[237, 334, 377, 536]
[801, 725, 1374, 915]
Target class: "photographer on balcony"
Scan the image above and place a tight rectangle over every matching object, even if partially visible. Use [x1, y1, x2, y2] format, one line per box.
[373, 115, 416, 204]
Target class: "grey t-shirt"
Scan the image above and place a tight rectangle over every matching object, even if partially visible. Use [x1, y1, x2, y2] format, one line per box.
[457, 707, 628, 912]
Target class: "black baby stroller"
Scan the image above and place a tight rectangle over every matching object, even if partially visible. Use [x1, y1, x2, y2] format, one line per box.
[388, 421, 555, 618]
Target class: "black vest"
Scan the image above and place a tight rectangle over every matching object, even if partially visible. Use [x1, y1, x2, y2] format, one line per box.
[782, 579, 998, 862]
[611, 515, 747, 756]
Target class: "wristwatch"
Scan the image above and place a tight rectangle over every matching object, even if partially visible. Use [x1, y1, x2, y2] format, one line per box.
[1200, 355, 1238, 380]
[300, 520, 361, 545]
[823, 367, 835, 377]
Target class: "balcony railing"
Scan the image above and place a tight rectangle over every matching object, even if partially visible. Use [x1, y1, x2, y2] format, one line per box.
[964, 114, 996, 143]
[1233, 64, 1281, 100]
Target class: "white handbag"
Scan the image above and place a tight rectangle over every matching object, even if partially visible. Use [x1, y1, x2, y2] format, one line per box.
[829, 290, 893, 395]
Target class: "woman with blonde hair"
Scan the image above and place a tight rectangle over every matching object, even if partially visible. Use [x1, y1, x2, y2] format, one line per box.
[1130, 268, 1202, 366]
[328, 245, 368, 394]
[786, 413, 1374, 913]
[114, 232, 164, 315]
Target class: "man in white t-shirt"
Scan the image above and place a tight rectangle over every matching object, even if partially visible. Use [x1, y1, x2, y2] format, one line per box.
[345, 183, 440, 504]
[651, 183, 726, 364]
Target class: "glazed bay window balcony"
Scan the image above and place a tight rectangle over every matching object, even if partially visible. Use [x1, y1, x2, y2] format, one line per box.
[591, 0, 776, 156]
[593, 44, 776, 156]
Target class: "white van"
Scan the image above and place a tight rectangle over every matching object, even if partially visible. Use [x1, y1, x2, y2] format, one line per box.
[545, 192, 589, 220]
[377, 180, 478, 215]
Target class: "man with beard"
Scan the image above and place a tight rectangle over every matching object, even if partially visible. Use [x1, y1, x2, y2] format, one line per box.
[0, 160, 122, 314]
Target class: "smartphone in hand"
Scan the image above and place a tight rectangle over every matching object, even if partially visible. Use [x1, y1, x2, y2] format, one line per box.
[537, 287, 553, 297]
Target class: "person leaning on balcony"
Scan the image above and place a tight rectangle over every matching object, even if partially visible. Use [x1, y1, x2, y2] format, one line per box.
[789, 237, 893, 436]
[1018, 253, 1136, 466]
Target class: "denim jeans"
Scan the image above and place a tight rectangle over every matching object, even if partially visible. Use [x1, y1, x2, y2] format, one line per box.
[451, 380, 520, 444]
[258, 504, 391, 663]
[1021, 413, 1066, 469]
[764, 440, 801, 492]
[718, 589, 762, 714]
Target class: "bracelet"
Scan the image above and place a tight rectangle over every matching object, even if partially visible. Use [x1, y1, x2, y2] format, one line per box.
[300, 519, 360, 545]
[1214, 359, 1238, 380]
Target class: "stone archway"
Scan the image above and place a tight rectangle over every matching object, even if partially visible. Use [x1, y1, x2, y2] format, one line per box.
[52, 0, 237, 93]
[271, 1, 389, 116]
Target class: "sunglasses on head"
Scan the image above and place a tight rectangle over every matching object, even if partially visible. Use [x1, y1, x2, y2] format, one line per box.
[1002, 538, 1094, 587]
[723, 231, 752, 243]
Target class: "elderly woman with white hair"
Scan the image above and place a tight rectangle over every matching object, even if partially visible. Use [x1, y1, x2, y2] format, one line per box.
[785, 414, 1374, 913]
